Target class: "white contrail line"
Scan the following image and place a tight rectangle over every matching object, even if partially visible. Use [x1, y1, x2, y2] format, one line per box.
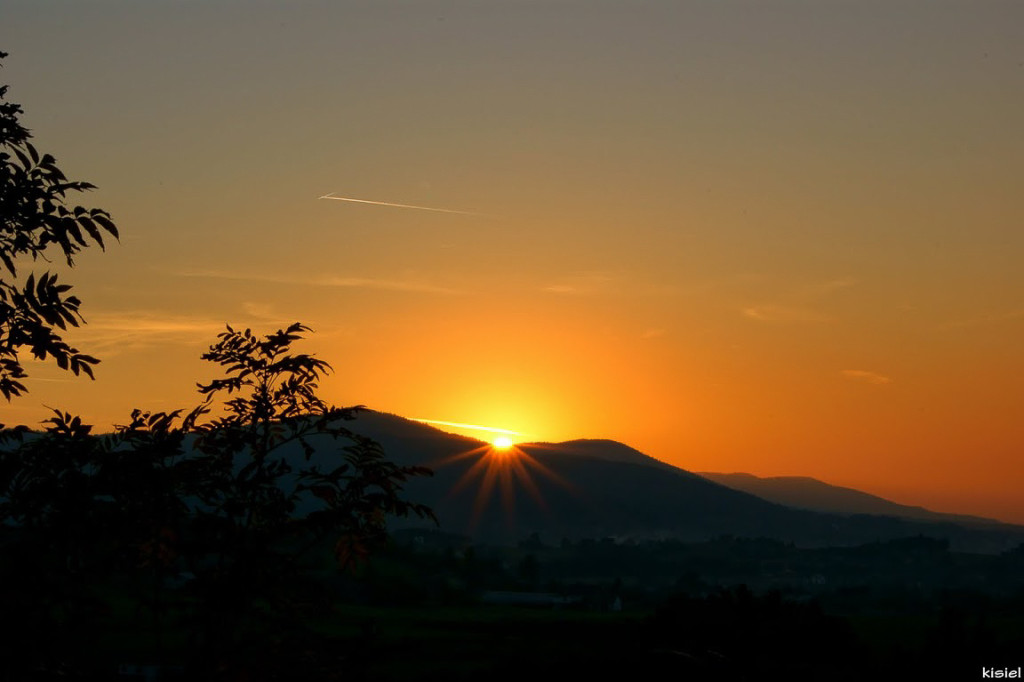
[318, 192, 487, 216]
[411, 418, 521, 436]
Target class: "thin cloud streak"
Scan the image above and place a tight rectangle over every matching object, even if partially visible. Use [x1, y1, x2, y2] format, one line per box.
[69, 312, 226, 354]
[813, 277, 858, 296]
[319, 192, 490, 217]
[742, 304, 832, 323]
[241, 301, 286, 323]
[412, 418, 521, 436]
[842, 369, 892, 385]
[314, 275, 459, 295]
[740, 277, 855, 324]
[176, 269, 461, 295]
[940, 309, 1024, 330]
[69, 305, 340, 356]
[542, 271, 621, 296]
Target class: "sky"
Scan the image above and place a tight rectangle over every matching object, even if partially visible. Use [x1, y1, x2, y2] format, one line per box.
[2, 1, 1022, 522]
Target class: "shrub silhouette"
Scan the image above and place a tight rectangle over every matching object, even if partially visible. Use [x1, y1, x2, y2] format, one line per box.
[0, 323, 436, 677]
[180, 323, 436, 670]
[0, 51, 118, 402]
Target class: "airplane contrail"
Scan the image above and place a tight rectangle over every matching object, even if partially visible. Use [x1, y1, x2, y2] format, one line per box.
[411, 418, 521, 436]
[318, 192, 487, 217]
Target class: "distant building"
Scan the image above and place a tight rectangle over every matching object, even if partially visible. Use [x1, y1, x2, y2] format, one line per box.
[480, 591, 582, 608]
[117, 663, 184, 681]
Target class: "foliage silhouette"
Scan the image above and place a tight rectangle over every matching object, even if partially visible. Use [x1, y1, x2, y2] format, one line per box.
[0, 51, 118, 402]
[0, 323, 436, 677]
[181, 323, 436, 669]
[0, 409, 137, 678]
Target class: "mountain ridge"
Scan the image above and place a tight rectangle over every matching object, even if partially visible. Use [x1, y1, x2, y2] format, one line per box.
[332, 410, 1024, 552]
[696, 471, 1008, 529]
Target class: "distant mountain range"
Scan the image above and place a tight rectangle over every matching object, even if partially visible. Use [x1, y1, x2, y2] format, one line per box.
[300, 410, 1024, 553]
[696, 472, 1005, 529]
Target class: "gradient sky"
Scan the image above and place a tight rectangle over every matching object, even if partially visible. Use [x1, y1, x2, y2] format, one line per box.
[2, 1, 1022, 522]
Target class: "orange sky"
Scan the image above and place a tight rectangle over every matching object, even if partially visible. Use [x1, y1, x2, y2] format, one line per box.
[3, 2, 1023, 523]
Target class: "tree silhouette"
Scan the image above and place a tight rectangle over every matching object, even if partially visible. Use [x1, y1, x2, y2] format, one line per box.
[187, 323, 436, 569]
[1, 53, 434, 675]
[0, 51, 117, 401]
[1, 323, 436, 676]
[0, 408, 122, 677]
[170, 323, 435, 671]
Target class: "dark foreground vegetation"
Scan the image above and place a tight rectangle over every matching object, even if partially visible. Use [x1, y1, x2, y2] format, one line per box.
[0, 324, 435, 681]
[2, 524, 1023, 680]
[344, 531, 1024, 680]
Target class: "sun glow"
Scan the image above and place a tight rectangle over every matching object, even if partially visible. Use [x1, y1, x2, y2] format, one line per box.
[432, 440, 572, 535]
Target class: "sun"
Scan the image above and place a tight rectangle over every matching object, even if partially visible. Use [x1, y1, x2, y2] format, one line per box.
[430, 430, 573, 535]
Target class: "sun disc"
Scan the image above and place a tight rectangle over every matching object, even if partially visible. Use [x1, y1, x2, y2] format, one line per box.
[492, 436, 513, 449]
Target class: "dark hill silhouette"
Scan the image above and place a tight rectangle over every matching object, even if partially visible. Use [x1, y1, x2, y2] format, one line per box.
[523, 438, 687, 475]
[321, 411, 1024, 553]
[698, 472, 1008, 529]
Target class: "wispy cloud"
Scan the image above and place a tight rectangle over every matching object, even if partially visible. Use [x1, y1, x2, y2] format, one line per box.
[542, 272, 618, 296]
[741, 276, 856, 324]
[842, 369, 892, 385]
[542, 271, 706, 299]
[239, 301, 297, 324]
[176, 269, 461, 295]
[544, 284, 580, 294]
[313, 275, 459, 295]
[742, 305, 832, 323]
[814, 277, 858, 296]
[71, 312, 225, 354]
[940, 309, 1024, 330]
